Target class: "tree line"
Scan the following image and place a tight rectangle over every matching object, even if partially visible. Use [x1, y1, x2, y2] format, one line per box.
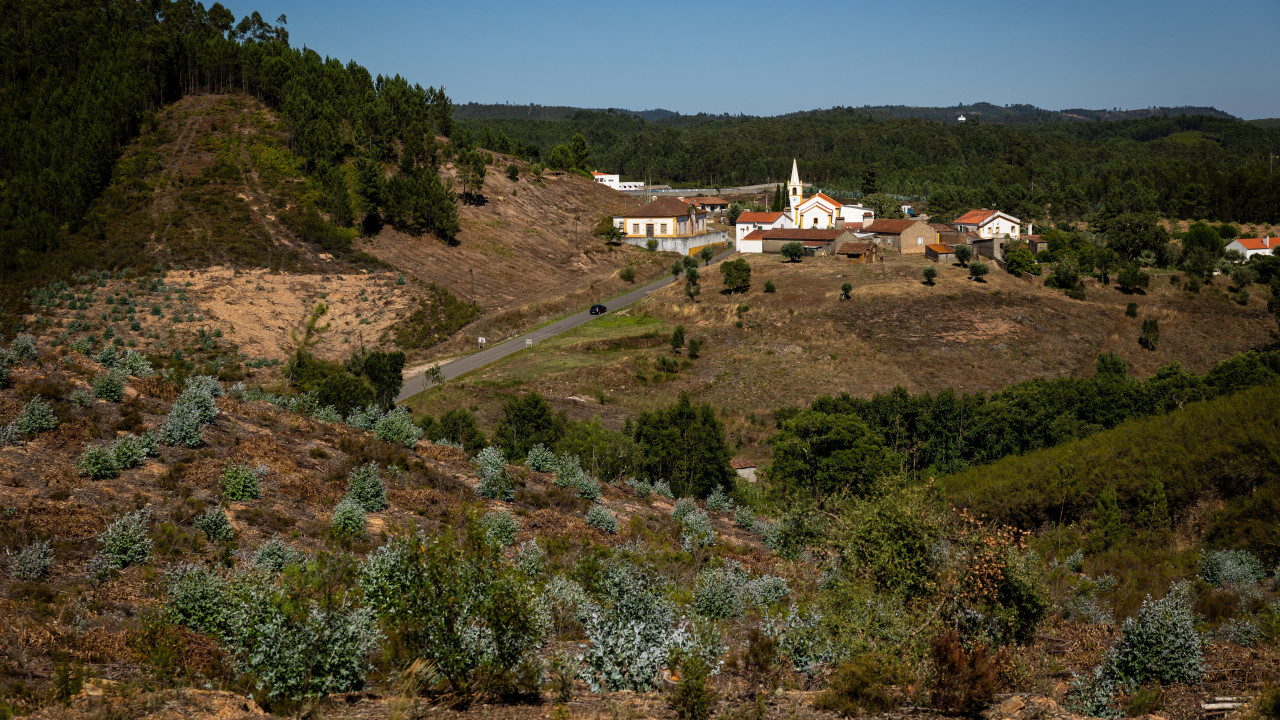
[460, 107, 1279, 225]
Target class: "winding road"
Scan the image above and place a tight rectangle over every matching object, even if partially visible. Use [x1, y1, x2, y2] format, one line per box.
[397, 248, 736, 402]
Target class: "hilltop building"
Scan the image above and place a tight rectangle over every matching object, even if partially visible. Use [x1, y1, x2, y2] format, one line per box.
[735, 160, 875, 251]
[591, 171, 646, 192]
[612, 197, 728, 255]
[1227, 236, 1277, 260]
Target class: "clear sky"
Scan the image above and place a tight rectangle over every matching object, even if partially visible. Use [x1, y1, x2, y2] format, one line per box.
[226, 0, 1280, 119]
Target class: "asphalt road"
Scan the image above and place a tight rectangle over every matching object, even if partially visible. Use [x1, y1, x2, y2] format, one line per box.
[397, 248, 736, 402]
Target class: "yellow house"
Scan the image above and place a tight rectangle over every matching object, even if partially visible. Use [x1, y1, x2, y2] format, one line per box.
[614, 197, 708, 239]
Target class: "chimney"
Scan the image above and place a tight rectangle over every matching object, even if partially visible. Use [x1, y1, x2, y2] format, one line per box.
[1027, 222, 1033, 236]
[835, 219, 845, 229]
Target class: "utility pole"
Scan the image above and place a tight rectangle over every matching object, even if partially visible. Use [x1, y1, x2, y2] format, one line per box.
[470, 267, 475, 301]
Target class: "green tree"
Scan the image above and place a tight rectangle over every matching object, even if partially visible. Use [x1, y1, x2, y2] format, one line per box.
[968, 260, 990, 282]
[687, 338, 702, 358]
[1088, 485, 1128, 552]
[547, 144, 573, 171]
[922, 265, 937, 285]
[953, 244, 973, 267]
[862, 193, 904, 219]
[770, 184, 786, 212]
[1005, 246, 1040, 276]
[1134, 478, 1170, 537]
[1096, 247, 1119, 284]
[632, 393, 734, 498]
[1140, 318, 1159, 350]
[670, 325, 686, 353]
[779, 242, 804, 262]
[699, 246, 714, 266]
[440, 409, 486, 453]
[671, 260, 685, 279]
[456, 147, 487, 201]
[568, 133, 590, 170]
[840, 282, 852, 300]
[506, 163, 519, 181]
[1094, 352, 1128, 377]
[720, 258, 751, 293]
[768, 410, 899, 500]
[726, 202, 744, 224]
[363, 351, 406, 410]
[1117, 264, 1150, 293]
[494, 392, 564, 459]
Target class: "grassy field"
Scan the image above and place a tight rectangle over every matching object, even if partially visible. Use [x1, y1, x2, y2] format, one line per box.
[406, 250, 1278, 462]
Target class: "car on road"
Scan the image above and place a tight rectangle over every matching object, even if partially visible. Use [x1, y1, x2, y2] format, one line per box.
[589, 304, 607, 315]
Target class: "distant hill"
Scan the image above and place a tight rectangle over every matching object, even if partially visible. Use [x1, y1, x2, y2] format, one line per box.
[455, 100, 1236, 125]
[1249, 118, 1280, 129]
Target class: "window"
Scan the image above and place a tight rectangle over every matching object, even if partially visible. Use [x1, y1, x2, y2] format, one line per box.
[661, 223, 668, 234]
[632, 224, 640, 234]
[917, 236, 923, 245]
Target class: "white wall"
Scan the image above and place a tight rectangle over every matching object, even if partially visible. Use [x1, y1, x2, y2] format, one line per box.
[738, 239, 763, 253]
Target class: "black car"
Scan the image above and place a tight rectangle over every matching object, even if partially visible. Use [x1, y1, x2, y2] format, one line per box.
[589, 304, 607, 315]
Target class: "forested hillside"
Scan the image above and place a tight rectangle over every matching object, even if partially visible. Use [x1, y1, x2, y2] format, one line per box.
[462, 107, 1280, 224]
[1, 0, 458, 318]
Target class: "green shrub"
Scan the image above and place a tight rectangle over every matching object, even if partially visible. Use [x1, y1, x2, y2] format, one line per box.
[1139, 318, 1159, 350]
[195, 506, 234, 543]
[76, 443, 121, 479]
[668, 651, 717, 720]
[653, 479, 674, 499]
[330, 498, 367, 539]
[92, 371, 126, 402]
[373, 406, 422, 448]
[693, 563, 748, 619]
[99, 509, 153, 568]
[164, 563, 232, 636]
[761, 604, 832, 675]
[8, 538, 54, 580]
[814, 652, 908, 715]
[1258, 684, 1280, 720]
[481, 510, 520, 546]
[626, 476, 653, 497]
[733, 505, 755, 528]
[344, 462, 387, 512]
[220, 463, 261, 501]
[1200, 549, 1266, 588]
[764, 280, 777, 293]
[577, 563, 681, 692]
[525, 443, 557, 472]
[620, 266, 636, 283]
[8, 334, 37, 361]
[672, 497, 697, 523]
[585, 505, 618, 534]
[1125, 302, 1138, 317]
[112, 432, 157, 468]
[360, 528, 546, 695]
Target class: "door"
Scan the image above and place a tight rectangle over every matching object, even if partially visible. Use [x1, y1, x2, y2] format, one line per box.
[646, 224, 654, 237]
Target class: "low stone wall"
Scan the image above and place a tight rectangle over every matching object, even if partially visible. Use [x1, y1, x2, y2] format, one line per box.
[622, 230, 730, 256]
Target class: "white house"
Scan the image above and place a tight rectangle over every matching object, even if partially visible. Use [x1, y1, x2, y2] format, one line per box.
[735, 211, 792, 244]
[591, 171, 645, 192]
[1226, 236, 1278, 260]
[953, 209, 1022, 239]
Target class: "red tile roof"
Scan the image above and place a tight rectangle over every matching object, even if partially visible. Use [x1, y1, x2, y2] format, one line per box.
[954, 209, 997, 225]
[929, 223, 955, 232]
[805, 192, 842, 207]
[731, 459, 756, 469]
[865, 219, 923, 234]
[737, 211, 785, 224]
[686, 196, 729, 206]
[837, 242, 875, 254]
[617, 197, 703, 218]
[591, 171, 610, 176]
[1233, 237, 1275, 251]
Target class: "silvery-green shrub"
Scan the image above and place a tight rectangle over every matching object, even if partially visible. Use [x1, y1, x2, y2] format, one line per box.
[8, 334, 37, 362]
[577, 563, 690, 693]
[111, 432, 157, 468]
[694, 563, 749, 619]
[573, 474, 601, 502]
[516, 540, 546, 577]
[1106, 582, 1203, 687]
[705, 486, 733, 513]
[13, 397, 58, 436]
[116, 349, 153, 377]
[1213, 618, 1260, 647]
[1066, 593, 1115, 625]
[8, 538, 54, 580]
[374, 406, 422, 447]
[481, 510, 519, 546]
[312, 405, 341, 423]
[344, 462, 386, 511]
[525, 443, 556, 472]
[164, 563, 232, 636]
[552, 453, 585, 488]
[680, 509, 716, 552]
[1200, 549, 1266, 588]
[474, 446, 513, 500]
[221, 463, 261, 501]
[76, 444, 120, 479]
[586, 505, 617, 534]
[652, 479, 673, 499]
[625, 477, 652, 498]
[92, 371, 126, 402]
[159, 400, 205, 447]
[195, 506, 234, 542]
[761, 604, 832, 676]
[672, 497, 697, 523]
[331, 498, 366, 538]
[1065, 549, 1085, 572]
[70, 389, 91, 407]
[177, 385, 219, 424]
[99, 509, 153, 568]
[546, 574, 597, 630]
[745, 575, 790, 607]
[253, 537, 306, 572]
[733, 505, 755, 528]
[85, 553, 114, 585]
[345, 404, 383, 431]
[184, 374, 224, 398]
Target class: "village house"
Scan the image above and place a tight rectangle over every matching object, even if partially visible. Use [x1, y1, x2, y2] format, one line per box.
[1226, 236, 1277, 260]
[613, 197, 727, 254]
[784, 160, 875, 229]
[953, 209, 1022, 240]
[740, 227, 858, 256]
[864, 218, 937, 254]
[735, 211, 793, 242]
[591, 171, 646, 191]
[925, 243, 956, 264]
[685, 196, 731, 219]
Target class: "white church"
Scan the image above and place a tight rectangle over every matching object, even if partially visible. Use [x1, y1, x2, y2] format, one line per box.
[735, 159, 876, 251]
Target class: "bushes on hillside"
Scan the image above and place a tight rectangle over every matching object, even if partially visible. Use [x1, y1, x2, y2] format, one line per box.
[344, 462, 387, 512]
[99, 509, 152, 568]
[8, 539, 54, 580]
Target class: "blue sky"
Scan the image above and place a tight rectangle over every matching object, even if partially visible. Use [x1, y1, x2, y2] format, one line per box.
[228, 0, 1280, 119]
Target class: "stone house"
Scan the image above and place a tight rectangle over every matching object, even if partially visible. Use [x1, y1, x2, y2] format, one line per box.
[864, 219, 937, 254]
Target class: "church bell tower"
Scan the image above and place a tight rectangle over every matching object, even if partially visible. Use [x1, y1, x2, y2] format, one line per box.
[787, 158, 802, 212]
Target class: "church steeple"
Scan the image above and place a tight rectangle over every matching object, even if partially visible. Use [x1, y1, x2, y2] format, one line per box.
[787, 158, 802, 211]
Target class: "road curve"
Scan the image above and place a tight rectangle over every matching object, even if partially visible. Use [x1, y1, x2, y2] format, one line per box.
[397, 249, 736, 402]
